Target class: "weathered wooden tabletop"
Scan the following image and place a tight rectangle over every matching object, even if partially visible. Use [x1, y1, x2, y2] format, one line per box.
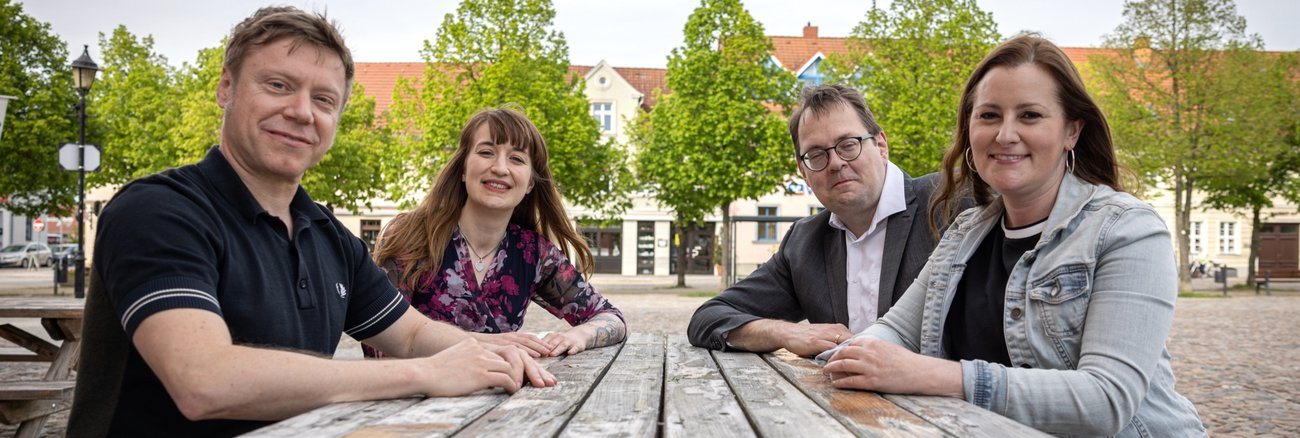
[244, 333, 1047, 437]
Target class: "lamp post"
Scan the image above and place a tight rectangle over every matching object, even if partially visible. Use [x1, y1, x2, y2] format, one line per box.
[70, 45, 98, 299]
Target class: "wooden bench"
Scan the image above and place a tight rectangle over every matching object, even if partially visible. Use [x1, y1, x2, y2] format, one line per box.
[0, 381, 76, 425]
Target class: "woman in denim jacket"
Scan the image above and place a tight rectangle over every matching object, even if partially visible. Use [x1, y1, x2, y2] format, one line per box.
[819, 35, 1205, 437]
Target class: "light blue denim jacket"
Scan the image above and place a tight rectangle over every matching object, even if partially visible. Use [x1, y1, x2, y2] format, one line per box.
[821, 174, 1205, 437]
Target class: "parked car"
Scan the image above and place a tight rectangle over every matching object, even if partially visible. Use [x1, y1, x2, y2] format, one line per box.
[51, 244, 80, 264]
[0, 242, 53, 268]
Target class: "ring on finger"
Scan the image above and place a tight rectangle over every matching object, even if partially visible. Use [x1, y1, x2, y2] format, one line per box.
[834, 334, 841, 342]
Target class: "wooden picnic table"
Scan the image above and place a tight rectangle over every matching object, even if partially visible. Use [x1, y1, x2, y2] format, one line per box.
[0, 296, 84, 438]
[246, 333, 1047, 437]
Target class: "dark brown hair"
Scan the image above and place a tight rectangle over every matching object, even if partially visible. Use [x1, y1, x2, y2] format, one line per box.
[374, 106, 594, 289]
[929, 34, 1122, 232]
[788, 84, 883, 158]
[224, 6, 355, 101]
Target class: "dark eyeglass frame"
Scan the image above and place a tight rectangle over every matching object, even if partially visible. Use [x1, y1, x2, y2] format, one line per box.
[798, 134, 876, 172]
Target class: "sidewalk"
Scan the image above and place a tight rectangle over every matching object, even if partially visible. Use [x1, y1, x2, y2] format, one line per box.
[586, 274, 723, 294]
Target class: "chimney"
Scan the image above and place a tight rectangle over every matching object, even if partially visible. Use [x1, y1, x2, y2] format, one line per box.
[803, 22, 818, 39]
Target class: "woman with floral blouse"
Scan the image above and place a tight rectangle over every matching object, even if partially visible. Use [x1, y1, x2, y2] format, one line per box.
[365, 106, 626, 358]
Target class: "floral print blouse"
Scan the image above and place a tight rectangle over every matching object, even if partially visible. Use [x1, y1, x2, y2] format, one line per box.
[363, 224, 622, 357]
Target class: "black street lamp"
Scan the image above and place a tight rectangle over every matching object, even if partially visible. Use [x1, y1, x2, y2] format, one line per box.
[70, 45, 98, 299]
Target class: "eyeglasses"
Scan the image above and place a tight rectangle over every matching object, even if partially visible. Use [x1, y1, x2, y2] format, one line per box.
[798, 135, 875, 172]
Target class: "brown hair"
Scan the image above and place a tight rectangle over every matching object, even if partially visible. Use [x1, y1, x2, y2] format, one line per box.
[374, 106, 594, 289]
[224, 6, 355, 102]
[788, 84, 883, 158]
[929, 33, 1123, 232]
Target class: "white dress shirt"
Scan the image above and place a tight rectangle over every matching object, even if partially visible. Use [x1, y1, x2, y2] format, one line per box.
[828, 162, 906, 333]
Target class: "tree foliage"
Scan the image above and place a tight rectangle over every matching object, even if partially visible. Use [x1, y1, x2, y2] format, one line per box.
[389, 0, 632, 216]
[1091, 0, 1258, 287]
[1196, 50, 1300, 283]
[633, 0, 797, 285]
[87, 32, 398, 214]
[823, 0, 999, 176]
[88, 26, 180, 187]
[0, 0, 76, 216]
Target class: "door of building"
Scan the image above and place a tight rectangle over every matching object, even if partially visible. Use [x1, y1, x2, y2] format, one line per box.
[581, 227, 622, 274]
[670, 223, 715, 275]
[1258, 223, 1299, 278]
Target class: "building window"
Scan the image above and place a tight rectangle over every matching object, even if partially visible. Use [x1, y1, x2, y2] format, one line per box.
[1218, 221, 1238, 255]
[798, 58, 824, 86]
[360, 220, 382, 250]
[809, 206, 825, 216]
[757, 206, 778, 242]
[590, 102, 614, 134]
[1189, 221, 1204, 255]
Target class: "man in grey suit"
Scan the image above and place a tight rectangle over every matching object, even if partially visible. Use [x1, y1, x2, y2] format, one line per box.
[689, 84, 945, 356]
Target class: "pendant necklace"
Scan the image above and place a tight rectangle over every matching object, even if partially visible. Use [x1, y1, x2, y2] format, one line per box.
[465, 232, 504, 273]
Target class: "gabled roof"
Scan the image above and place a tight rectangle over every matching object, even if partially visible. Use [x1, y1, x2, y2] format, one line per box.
[770, 26, 850, 77]
[352, 62, 423, 116]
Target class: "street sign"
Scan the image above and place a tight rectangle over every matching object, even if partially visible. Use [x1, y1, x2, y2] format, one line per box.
[59, 143, 101, 172]
[33, 218, 45, 232]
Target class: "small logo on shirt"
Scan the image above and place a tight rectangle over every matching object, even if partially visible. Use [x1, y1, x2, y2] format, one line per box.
[335, 283, 348, 299]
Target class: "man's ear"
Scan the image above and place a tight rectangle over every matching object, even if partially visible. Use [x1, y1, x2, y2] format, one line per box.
[876, 131, 889, 162]
[216, 69, 233, 108]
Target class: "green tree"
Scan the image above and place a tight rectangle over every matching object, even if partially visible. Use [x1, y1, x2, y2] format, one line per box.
[633, 0, 797, 287]
[168, 44, 224, 164]
[304, 82, 402, 214]
[1196, 50, 1300, 285]
[390, 0, 632, 217]
[823, 0, 999, 176]
[88, 26, 179, 187]
[1091, 0, 1257, 288]
[0, 0, 76, 216]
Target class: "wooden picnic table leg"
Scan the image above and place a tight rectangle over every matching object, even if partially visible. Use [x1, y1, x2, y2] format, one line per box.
[13, 317, 81, 438]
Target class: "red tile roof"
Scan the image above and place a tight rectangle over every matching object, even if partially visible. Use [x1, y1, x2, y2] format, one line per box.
[352, 62, 423, 116]
[770, 26, 851, 74]
[349, 26, 1106, 118]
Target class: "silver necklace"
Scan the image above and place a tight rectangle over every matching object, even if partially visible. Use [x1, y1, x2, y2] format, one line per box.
[465, 233, 504, 272]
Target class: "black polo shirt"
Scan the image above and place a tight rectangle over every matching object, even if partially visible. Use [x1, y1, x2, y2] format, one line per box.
[68, 146, 408, 437]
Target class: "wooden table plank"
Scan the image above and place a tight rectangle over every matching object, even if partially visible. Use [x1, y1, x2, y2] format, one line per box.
[0, 298, 85, 318]
[661, 336, 753, 438]
[348, 393, 509, 438]
[241, 399, 422, 437]
[765, 351, 947, 437]
[451, 342, 623, 438]
[884, 394, 1048, 438]
[560, 333, 665, 438]
[343, 356, 565, 438]
[712, 349, 854, 437]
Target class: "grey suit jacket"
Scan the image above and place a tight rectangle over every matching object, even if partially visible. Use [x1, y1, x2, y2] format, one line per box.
[688, 171, 947, 351]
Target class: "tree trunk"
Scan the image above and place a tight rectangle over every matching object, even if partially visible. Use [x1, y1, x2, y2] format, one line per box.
[675, 212, 687, 288]
[720, 202, 732, 289]
[1175, 170, 1192, 291]
[1247, 206, 1262, 287]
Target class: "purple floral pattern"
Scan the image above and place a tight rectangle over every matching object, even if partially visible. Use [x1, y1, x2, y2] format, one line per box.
[364, 224, 622, 358]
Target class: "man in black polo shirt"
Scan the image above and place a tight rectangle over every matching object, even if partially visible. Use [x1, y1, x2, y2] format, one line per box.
[68, 7, 554, 437]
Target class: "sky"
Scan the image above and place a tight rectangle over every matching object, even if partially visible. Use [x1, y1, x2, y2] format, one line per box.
[17, 0, 1300, 70]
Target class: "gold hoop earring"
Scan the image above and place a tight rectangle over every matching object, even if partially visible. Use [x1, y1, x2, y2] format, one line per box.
[965, 148, 977, 173]
[1066, 149, 1076, 175]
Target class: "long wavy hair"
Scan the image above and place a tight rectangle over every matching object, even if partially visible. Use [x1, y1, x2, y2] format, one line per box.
[374, 106, 594, 289]
[929, 33, 1123, 233]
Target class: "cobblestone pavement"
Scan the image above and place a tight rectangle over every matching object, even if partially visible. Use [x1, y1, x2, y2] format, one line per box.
[3, 290, 1297, 436]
